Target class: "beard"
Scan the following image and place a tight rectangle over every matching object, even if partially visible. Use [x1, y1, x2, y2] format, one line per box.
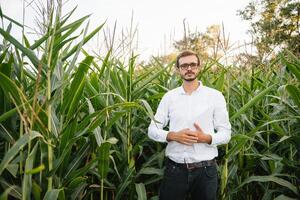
[181, 72, 198, 81]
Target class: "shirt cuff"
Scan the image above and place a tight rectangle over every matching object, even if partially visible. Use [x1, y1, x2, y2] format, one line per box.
[209, 131, 231, 146]
[154, 129, 169, 143]
[209, 134, 218, 146]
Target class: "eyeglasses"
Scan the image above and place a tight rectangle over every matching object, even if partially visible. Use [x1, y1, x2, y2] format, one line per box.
[179, 62, 199, 70]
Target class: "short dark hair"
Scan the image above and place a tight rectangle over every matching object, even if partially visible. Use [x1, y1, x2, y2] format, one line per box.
[175, 50, 200, 68]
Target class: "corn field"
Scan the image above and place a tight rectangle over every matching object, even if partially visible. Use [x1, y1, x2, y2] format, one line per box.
[0, 5, 299, 200]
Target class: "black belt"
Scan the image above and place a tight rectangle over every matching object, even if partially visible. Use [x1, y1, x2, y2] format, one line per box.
[167, 157, 216, 170]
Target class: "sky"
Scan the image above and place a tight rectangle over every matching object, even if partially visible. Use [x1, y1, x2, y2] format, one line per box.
[1, 0, 252, 60]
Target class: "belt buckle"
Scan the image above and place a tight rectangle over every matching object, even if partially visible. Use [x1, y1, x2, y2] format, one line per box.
[186, 162, 196, 170]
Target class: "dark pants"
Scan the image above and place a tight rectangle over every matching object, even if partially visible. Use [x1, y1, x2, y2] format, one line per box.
[159, 158, 218, 200]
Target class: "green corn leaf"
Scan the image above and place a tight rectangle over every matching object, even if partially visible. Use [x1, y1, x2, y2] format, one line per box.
[53, 35, 80, 53]
[60, 6, 77, 25]
[105, 111, 126, 130]
[0, 6, 2, 19]
[0, 28, 39, 67]
[29, 14, 89, 50]
[2, 14, 23, 27]
[230, 84, 275, 121]
[88, 102, 143, 132]
[48, 141, 73, 177]
[62, 56, 93, 119]
[115, 167, 135, 200]
[0, 185, 19, 200]
[286, 85, 300, 109]
[53, 16, 89, 48]
[214, 69, 225, 92]
[226, 118, 292, 159]
[0, 98, 34, 123]
[274, 194, 298, 200]
[43, 189, 62, 200]
[0, 48, 8, 63]
[0, 72, 23, 105]
[59, 15, 90, 34]
[137, 167, 163, 176]
[0, 178, 22, 199]
[135, 183, 147, 200]
[99, 49, 112, 78]
[63, 143, 90, 179]
[133, 68, 166, 99]
[138, 99, 155, 120]
[68, 177, 88, 189]
[23, 34, 31, 48]
[70, 183, 87, 199]
[6, 164, 18, 178]
[22, 143, 39, 200]
[87, 98, 103, 146]
[85, 80, 106, 107]
[0, 131, 43, 175]
[98, 142, 111, 179]
[110, 68, 125, 97]
[66, 157, 99, 181]
[283, 58, 300, 82]
[62, 22, 105, 61]
[233, 175, 298, 195]
[32, 181, 42, 200]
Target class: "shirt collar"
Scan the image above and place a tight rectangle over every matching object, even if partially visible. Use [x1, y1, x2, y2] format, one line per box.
[179, 81, 203, 95]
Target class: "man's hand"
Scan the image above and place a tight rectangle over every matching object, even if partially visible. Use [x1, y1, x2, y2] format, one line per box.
[194, 123, 212, 144]
[167, 128, 198, 145]
[166, 124, 212, 145]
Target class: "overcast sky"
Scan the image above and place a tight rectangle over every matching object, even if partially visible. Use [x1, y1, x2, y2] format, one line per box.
[1, 0, 252, 60]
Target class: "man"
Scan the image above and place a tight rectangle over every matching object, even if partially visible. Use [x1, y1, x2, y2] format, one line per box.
[148, 50, 231, 200]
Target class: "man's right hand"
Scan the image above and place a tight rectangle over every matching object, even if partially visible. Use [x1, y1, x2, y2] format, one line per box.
[166, 129, 198, 145]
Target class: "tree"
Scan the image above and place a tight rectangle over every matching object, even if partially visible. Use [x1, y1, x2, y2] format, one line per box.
[174, 25, 229, 62]
[238, 0, 300, 59]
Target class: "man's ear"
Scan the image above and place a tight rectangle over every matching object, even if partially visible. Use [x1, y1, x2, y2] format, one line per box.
[174, 66, 180, 74]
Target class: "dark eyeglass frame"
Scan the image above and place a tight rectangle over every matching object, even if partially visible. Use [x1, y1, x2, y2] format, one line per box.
[178, 62, 199, 70]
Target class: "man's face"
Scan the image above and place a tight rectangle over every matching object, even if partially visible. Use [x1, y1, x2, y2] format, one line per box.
[177, 55, 200, 82]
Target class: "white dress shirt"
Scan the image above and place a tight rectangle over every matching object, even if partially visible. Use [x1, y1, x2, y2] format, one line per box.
[148, 81, 231, 163]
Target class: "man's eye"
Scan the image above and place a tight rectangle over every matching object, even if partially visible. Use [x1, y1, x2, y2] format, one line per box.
[181, 64, 189, 68]
[179, 63, 198, 69]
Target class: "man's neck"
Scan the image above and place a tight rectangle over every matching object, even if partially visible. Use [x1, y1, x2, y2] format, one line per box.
[183, 80, 199, 95]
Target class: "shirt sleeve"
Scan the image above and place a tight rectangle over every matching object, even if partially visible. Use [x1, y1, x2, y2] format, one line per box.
[210, 92, 231, 146]
[147, 93, 170, 143]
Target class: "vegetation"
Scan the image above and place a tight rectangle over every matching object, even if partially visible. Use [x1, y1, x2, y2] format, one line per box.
[238, 0, 300, 58]
[0, 2, 299, 200]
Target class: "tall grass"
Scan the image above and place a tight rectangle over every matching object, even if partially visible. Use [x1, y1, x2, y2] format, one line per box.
[0, 4, 299, 200]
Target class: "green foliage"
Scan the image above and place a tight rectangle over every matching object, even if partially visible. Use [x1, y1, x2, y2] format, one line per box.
[238, 0, 300, 57]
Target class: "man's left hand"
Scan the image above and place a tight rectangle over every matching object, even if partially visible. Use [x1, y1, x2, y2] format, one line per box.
[193, 123, 212, 144]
